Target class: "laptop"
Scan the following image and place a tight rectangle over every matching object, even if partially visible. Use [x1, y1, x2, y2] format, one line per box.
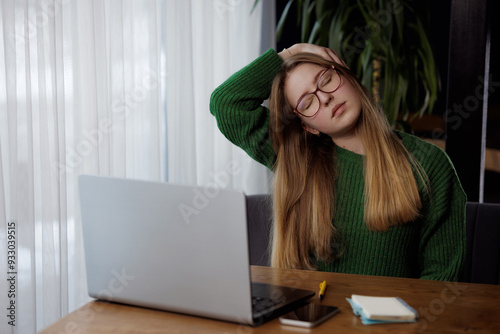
[78, 175, 314, 326]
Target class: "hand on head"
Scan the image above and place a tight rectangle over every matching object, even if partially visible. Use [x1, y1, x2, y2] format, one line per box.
[279, 43, 348, 68]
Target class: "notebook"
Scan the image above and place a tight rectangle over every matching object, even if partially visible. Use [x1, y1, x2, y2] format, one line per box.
[78, 175, 314, 326]
[347, 294, 418, 325]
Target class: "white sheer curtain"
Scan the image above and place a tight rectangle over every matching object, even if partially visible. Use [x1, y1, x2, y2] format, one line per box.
[164, 0, 274, 193]
[0, 0, 273, 332]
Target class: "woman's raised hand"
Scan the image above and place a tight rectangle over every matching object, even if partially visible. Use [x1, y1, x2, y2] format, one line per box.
[278, 43, 347, 68]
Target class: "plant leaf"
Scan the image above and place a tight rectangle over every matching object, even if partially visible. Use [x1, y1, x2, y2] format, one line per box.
[311, 9, 333, 45]
[308, 20, 321, 43]
[276, 0, 295, 41]
[394, 0, 405, 42]
[250, 0, 260, 15]
[330, 2, 355, 61]
[301, 0, 315, 43]
[412, 18, 439, 113]
[297, 0, 303, 26]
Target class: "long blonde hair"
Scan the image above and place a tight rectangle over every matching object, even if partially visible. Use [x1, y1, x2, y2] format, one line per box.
[268, 53, 426, 269]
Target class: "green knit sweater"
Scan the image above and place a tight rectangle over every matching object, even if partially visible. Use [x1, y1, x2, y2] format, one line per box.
[210, 49, 466, 281]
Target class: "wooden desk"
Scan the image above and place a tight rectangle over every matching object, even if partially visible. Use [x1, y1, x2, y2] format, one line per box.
[39, 266, 500, 333]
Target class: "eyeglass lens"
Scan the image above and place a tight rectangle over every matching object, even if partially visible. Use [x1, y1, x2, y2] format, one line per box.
[296, 69, 341, 117]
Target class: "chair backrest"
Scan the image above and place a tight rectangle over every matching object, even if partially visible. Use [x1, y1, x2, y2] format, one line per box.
[246, 194, 272, 266]
[463, 202, 500, 284]
[246, 195, 500, 284]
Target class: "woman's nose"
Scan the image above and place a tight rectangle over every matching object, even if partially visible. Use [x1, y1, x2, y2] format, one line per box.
[317, 90, 333, 105]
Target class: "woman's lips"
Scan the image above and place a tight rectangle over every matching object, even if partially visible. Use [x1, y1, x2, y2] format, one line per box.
[332, 102, 346, 118]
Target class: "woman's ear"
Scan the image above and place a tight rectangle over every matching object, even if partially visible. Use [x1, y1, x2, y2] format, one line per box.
[301, 123, 320, 136]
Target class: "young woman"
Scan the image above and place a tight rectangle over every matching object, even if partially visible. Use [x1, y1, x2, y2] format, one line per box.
[210, 43, 466, 281]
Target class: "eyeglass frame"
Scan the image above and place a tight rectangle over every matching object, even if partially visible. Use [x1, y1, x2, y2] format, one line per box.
[293, 66, 343, 118]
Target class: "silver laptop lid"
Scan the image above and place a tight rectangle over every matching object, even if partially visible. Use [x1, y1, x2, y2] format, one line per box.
[78, 175, 254, 324]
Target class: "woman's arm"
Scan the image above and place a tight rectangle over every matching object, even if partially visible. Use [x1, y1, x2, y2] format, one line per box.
[209, 49, 283, 169]
[416, 143, 467, 281]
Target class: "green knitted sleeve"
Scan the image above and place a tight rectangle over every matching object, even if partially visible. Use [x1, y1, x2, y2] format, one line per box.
[408, 136, 467, 281]
[209, 48, 283, 170]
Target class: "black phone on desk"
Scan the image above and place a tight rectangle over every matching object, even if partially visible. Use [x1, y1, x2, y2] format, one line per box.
[279, 303, 339, 328]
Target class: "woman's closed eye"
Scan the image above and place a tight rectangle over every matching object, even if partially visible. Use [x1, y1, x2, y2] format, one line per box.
[298, 95, 315, 111]
[320, 77, 331, 88]
[319, 72, 333, 89]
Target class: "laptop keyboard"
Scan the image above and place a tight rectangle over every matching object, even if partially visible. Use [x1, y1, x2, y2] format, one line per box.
[251, 295, 283, 314]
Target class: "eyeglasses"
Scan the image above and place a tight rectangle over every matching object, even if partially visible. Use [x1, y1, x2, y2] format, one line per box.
[294, 66, 342, 118]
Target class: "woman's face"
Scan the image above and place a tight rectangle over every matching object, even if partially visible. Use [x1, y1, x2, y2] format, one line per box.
[284, 63, 362, 140]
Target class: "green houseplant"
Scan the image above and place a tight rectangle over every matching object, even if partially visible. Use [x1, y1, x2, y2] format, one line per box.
[256, 0, 440, 127]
